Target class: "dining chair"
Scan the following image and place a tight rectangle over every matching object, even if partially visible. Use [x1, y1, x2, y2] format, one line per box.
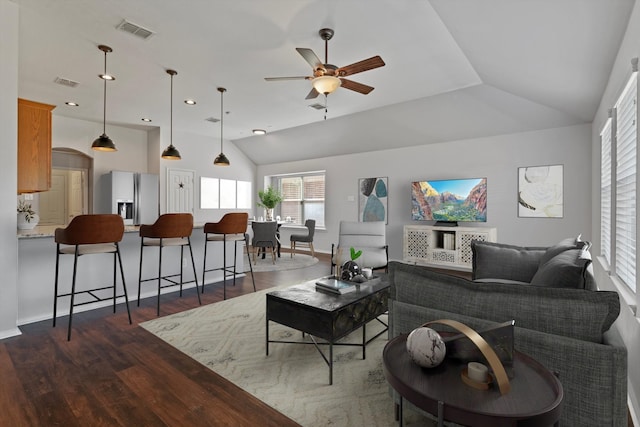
[290, 219, 316, 257]
[251, 221, 279, 264]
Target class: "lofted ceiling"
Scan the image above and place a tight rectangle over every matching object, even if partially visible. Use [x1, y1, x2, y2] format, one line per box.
[13, 0, 634, 165]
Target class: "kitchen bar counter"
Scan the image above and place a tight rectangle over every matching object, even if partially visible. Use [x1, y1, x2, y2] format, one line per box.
[16, 222, 238, 326]
[17, 223, 206, 239]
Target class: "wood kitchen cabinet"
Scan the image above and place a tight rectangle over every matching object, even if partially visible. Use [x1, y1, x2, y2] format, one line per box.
[18, 98, 55, 193]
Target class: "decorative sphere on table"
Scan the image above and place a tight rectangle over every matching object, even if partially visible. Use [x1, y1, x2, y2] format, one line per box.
[406, 327, 446, 368]
[341, 260, 360, 280]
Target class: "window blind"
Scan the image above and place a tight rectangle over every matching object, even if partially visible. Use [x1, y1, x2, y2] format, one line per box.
[601, 118, 612, 266]
[614, 72, 637, 292]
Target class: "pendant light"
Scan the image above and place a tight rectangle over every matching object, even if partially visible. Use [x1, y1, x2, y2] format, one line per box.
[213, 87, 230, 166]
[161, 69, 181, 160]
[92, 45, 117, 152]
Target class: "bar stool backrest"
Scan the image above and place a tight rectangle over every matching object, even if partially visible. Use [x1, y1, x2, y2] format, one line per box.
[204, 212, 248, 235]
[55, 214, 124, 245]
[140, 213, 194, 238]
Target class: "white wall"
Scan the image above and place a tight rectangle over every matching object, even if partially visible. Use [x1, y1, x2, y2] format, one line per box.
[158, 129, 256, 223]
[259, 123, 592, 261]
[590, 0, 640, 421]
[0, 0, 21, 338]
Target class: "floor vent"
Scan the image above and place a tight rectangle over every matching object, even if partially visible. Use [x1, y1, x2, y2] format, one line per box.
[116, 19, 155, 40]
[54, 77, 79, 88]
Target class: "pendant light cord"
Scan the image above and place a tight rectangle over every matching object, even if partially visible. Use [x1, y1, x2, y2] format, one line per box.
[220, 89, 224, 153]
[102, 50, 107, 134]
[170, 73, 173, 146]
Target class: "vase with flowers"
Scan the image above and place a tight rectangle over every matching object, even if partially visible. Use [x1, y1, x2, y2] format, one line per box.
[17, 200, 39, 230]
[257, 186, 283, 221]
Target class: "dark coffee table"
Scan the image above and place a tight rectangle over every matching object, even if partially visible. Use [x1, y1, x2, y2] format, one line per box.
[383, 334, 563, 427]
[266, 277, 389, 385]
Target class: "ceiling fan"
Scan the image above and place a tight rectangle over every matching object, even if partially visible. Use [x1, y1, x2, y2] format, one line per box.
[265, 28, 385, 100]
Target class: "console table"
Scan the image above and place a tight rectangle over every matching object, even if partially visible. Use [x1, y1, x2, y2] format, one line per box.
[382, 334, 563, 426]
[403, 225, 497, 271]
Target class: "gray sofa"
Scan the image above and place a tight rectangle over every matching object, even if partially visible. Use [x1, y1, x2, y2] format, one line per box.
[388, 239, 628, 426]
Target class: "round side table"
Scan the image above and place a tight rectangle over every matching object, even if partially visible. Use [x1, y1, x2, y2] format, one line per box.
[382, 334, 563, 427]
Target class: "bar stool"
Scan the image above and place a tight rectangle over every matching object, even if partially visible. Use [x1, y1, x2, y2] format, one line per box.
[137, 213, 201, 316]
[53, 214, 132, 341]
[203, 212, 255, 299]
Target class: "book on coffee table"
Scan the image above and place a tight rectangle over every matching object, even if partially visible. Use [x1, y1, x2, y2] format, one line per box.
[315, 277, 357, 294]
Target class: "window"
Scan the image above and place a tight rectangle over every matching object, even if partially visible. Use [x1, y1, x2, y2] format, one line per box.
[272, 172, 325, 227]
[600, 118, 612, 266]
[614, 73, 637, 292]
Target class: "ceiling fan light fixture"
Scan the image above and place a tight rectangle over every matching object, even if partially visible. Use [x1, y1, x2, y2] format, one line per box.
[92, 45, 117, 152]
[312, 75, 341, 95]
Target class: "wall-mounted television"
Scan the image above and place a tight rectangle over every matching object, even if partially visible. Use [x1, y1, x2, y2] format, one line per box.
[411, 178, 487, 224]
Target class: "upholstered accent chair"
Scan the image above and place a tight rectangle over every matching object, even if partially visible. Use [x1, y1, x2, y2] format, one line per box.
[331, 220, 388, 274]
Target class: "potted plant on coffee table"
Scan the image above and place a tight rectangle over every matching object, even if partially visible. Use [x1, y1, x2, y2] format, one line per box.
[257, 186, 283, 221]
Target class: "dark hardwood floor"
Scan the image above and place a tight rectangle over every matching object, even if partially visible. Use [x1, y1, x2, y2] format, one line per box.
[0, 250, 332, 426]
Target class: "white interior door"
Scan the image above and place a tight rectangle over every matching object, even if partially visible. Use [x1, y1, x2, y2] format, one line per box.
[68, 170, 85, 219]
[167, 169, 195, 213]
[39, 170, 67, 225]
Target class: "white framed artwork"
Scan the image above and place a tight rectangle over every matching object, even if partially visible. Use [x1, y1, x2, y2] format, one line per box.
[518, 165, 563, 218]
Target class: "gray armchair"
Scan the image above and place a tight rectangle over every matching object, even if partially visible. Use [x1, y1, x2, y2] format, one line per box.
[251, 221, 279, 264]
[331, 220, 388, 274]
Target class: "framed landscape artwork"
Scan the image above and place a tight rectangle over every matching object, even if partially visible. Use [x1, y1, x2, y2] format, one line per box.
[518, 165, 563, 218]
[358, 177, 388, 223]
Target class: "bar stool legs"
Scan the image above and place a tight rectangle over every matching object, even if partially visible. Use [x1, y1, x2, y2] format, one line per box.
[202, 234, 255, 299]
[138, 236, 201, 317]
[53, 242, 132, 341]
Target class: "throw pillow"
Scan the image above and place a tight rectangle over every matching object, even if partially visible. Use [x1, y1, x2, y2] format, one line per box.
[472, 241, 546, 283]
[531, 248, 592, 289]
[539, 235, 587, 266]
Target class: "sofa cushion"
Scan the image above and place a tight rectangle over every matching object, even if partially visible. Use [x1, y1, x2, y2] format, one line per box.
[390, 261, 620, 343]
[472, 241, 546, 283]
[531, 248, 592, 289]
[539, 235, 587, 265]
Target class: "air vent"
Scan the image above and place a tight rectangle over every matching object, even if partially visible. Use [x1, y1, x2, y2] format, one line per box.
[309, 103, 325, 110]
[116, 19, 155, 40]
[205, 117, 220, 123]
[54, 77, 79, 88]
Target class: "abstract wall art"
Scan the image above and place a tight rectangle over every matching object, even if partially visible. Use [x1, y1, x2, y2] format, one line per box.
[518, 165, 563, 218]
[358, 177, 388, 223]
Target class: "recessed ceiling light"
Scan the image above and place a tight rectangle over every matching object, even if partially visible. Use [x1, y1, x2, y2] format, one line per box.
[99, 73, 115, 81]
[252, 129, 267, 135]
[65, 101, 79, 107]
[184, 99, 196, 105]
[141, 118, 152, 122]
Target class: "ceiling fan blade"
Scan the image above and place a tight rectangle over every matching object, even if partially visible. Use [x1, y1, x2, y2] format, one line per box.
[264, 76, 311, 81]
[305, 87, 320, 99]
[337, 56, 385, 77]
[339, 78, 374, 95]
[296, 48, 323, 69]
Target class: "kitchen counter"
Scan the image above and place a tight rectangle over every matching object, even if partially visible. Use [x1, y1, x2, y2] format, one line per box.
[17, 223, 206, 239]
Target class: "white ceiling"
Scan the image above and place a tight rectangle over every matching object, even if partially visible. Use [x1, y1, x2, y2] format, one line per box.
[13, 0, 634, 165]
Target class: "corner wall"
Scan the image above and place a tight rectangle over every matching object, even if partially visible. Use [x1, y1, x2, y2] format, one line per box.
[0, 0, 20, 338]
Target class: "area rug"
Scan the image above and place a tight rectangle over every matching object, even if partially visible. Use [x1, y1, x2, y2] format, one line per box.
[140, 286, 429, 426]
[246, 253, 319, 273]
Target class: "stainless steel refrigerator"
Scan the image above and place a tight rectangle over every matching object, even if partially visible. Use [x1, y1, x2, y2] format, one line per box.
[104, 171, 159, 225]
